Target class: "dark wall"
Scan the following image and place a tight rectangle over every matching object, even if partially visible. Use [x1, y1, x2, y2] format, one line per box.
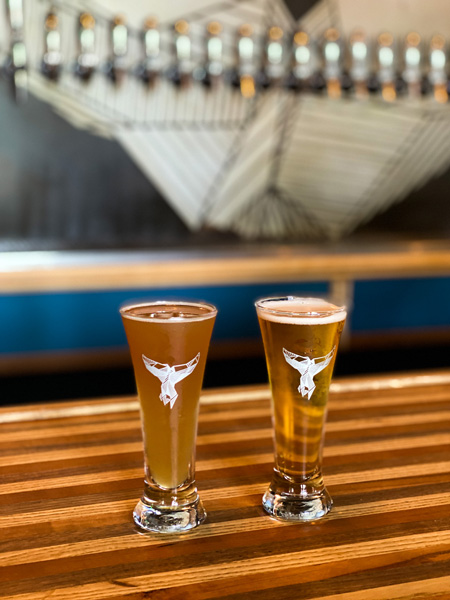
[284, 0, 322, 19]
[0, 78, 190, 251]
[357, 166, 450, 240]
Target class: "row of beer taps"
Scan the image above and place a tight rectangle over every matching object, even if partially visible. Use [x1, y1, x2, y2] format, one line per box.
[3, 0, 450, 105]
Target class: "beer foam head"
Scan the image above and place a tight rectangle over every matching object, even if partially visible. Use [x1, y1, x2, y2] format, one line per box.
[255, 297, 346, 325]
[120, 300, 217, 322]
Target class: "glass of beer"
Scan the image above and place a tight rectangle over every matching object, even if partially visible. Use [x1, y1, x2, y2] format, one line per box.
[120, 300, 217, 533]
[255, 296, 346, 522]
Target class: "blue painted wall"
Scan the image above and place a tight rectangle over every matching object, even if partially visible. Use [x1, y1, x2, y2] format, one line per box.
[0, 281, 328, 355]
[1, 277, 449, 358]
[352, 277, 450, 332]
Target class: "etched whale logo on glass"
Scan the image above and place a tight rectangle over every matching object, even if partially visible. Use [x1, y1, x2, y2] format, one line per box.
[142, 352, 200, 409]
[283, 347, 335, 400]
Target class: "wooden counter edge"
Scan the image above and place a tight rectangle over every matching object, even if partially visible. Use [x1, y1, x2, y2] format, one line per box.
[2, 248, 450, 293]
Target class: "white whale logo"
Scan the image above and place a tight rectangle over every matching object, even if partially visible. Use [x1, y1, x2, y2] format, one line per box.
[283, 347, 335, 400]
[142, 353, 200, 409]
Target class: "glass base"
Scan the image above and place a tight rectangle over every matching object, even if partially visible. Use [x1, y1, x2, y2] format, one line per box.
[263, 469, 332, 522]
[133, 490, 206, 534]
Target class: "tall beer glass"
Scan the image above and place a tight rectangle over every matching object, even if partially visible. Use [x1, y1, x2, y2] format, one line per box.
[120, 300, 217, 533]
[256, 297, 346, 521]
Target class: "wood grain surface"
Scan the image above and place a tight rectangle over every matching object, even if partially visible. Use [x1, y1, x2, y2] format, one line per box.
[1, 372, 450, 599]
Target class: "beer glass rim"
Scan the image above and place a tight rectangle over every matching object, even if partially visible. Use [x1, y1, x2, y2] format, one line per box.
[120, 300, 218, 321]
[255, 296, 346, 318]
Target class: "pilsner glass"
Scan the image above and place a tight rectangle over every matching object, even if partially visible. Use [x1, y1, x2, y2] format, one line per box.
[120, 300, 217, 533]
[255, 296, 346, 521]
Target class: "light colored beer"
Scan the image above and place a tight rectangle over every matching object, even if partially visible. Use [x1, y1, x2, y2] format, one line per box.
[121, 301, 216, 489]
[257, 298, 346, 483]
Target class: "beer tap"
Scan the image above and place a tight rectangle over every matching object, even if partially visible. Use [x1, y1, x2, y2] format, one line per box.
[41, 11, 62, 81]
[376, 33, 397, 101]
[402, 32, 422, 98]
[75, 12, 98, 82]
[106, 15, 128, 84]
[322, 28, 343, 98]
[260, 26, 285, 88]
[234, 24, 257, 98]
[138, 17, 161, 85]
[200, 21, 224, 87]
[6, 0, 23, 30]
[4, 0, 27, 103]
[349, 30, 369, 98]
[168, 19, 193, 87]
[428, 34, 448, 103]
[287, 30, 314, 91]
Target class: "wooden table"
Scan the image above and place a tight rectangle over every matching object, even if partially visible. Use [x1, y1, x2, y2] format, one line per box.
[1, 372, 450, 599]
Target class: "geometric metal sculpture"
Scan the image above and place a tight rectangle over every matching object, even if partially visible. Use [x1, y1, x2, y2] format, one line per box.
[2, 0, 449, 240]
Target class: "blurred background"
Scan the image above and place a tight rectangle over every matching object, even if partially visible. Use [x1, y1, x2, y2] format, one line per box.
[1, 0, 450, 405]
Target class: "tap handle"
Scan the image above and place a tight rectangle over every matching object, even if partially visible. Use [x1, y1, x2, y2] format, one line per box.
[323, 28, 344, 98]
[168, 20, 193, 87]
[429, 34, 448, 103]
[106, 15, 128, 84]
[41, 11, 62, 81]
[4, 0, 27, 102]
[76, 12, 98, 82]
[138, 18, 161, 85]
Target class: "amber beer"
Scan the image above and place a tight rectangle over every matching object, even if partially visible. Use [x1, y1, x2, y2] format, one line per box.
[256, 297, 346, 521]
[120, 300, 217, 533]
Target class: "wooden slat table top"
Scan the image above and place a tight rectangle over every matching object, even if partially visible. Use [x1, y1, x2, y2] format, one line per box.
[1, 372, 450, 599]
